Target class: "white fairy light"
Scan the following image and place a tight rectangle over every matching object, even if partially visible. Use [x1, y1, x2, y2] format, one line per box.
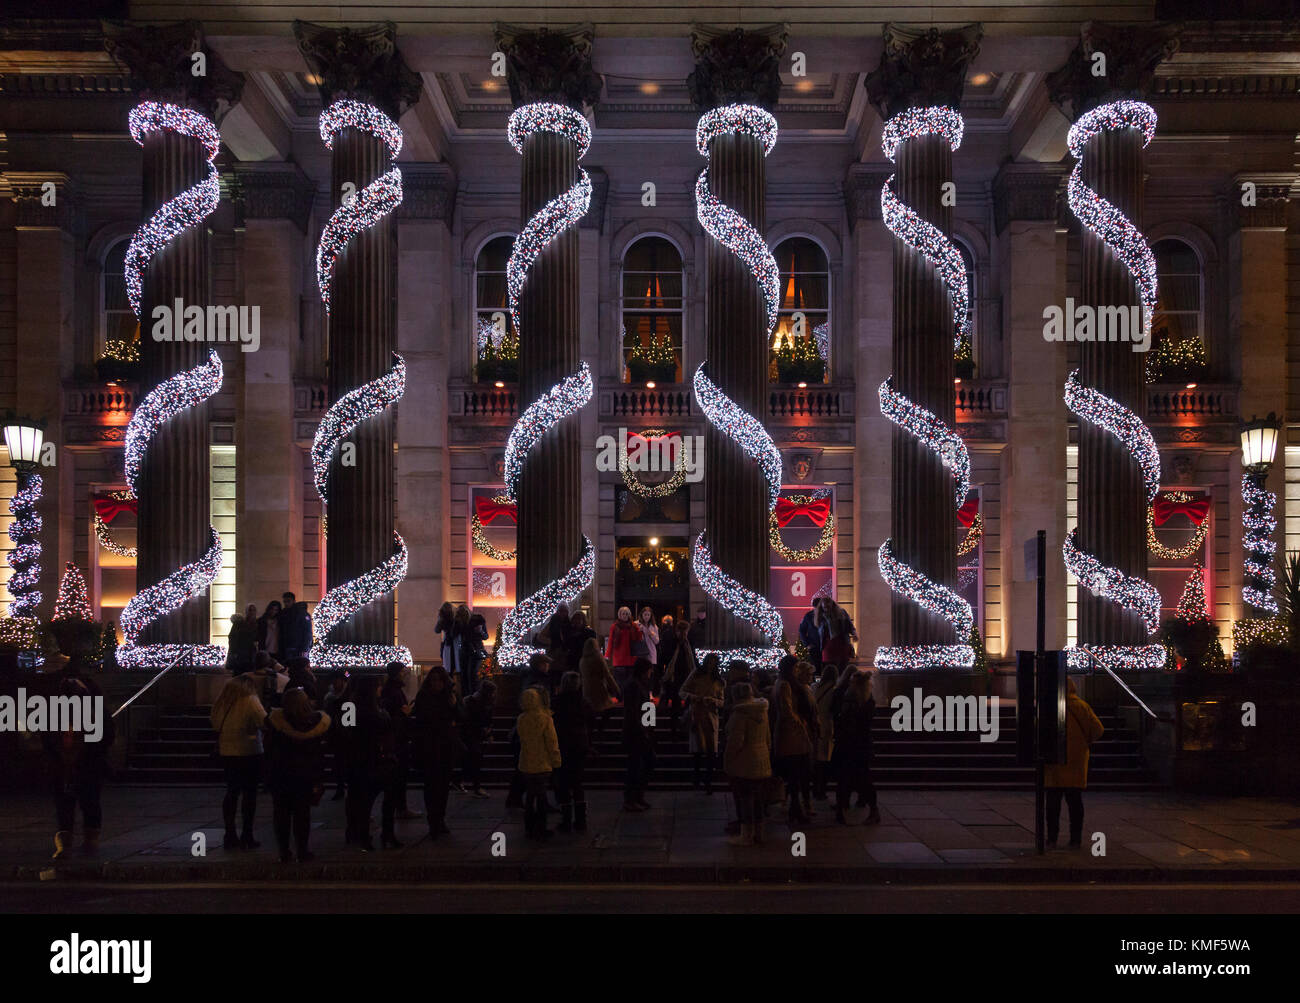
[309, 531, 412, 668]
[1242, 474, 1279, 615]
[879, 376, 970, 505]
[693, 364, 782, 511]
[311, 354, 406, 502]
[874, 538, 974, 670]
[117, 526, 225, 668]
[315, 100, 404, 313]
[691, 532, 784, 670]
[124, 350, 223, 496]
[7, 473, 42, 618]
[503, 363, 593, 503]
[124, 102, 220, 317]
[497, 535, 596, 670]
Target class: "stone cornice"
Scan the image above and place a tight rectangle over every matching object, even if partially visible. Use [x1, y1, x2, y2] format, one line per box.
[1046, 20, 1180, 121]
[395, 162, 457, 223]
[6, 170, 79, 231]
[101, 19, 244, 123]
[863, 22, 982, 121]
[687, 24, 788, 111]
[993, 162, 1066, 234]
[843, 162, 894, 227]
[228, 162, 317, 231]
[1231, 171, 1295, 229]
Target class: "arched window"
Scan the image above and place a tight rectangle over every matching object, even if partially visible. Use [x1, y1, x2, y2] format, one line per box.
[98, 236, 139, 382]
[621, 236, 683, 384]
[955, 238, 976, 378]
[1147, 238, 1206, 382]
[770, 236, 829, 384]
[474, 234, 517, 384]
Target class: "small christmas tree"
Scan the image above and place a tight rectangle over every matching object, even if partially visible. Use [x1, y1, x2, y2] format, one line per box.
[482, 619, 505, 677]
[52, 562, 92, 622]
[969, 622, 987, 673]
[1161, 566, 1220, 672]
[1175, 565, 1211, 623]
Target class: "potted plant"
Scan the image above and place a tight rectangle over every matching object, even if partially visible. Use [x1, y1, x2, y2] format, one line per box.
[626, 333, 677, 383]
[774, 333, 826, 384]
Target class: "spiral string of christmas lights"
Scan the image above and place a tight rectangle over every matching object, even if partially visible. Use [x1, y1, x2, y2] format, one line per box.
[1242, 474, 1279, 615]
[957, 513, 983, 559]
[114, 338, 224, 666]
[1066, 100, 1158, 345]
[1061, 103, 1162, 671]
[879, 105, 970, 350]
[316, 100, 403, 313]
[123, 102, 220, 317]
[690, 104, 784, 669]
[309, 532, 412, 669]
[6, 472, 42, 618]
[496, 102, 597, 669]
[310, 100, 409, 668]
[873, 107, 974, 670]
[1063, 374, 1165, 671]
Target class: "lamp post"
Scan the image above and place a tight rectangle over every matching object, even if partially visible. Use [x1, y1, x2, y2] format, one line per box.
[2, 416, 45, 633]
[1240, 412, 1281, 617]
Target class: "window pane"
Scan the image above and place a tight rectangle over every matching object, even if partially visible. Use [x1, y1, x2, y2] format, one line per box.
[477, 235, 514, 272]
[774, 236, 827, 275]
[623, 236, 681, 273]
[1155, 238, 1198, 275]
[622, 271, 683, 305]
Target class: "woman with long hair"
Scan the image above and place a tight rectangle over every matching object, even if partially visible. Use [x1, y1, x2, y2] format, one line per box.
[413, 665, 464, 840]
[679, 652, 725, 793]
[579, 635, 620, 738]
[771, 655, 813, 826]
[264, 687, 331, 863]
[605, 605, 643, 691]
[637, 606, 659, 666]
[211, 673, 267, 851]
[819, 598, 858, 673]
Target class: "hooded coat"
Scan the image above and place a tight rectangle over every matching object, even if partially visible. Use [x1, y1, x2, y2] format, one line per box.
[516, 688, 562, 775]
[723, 697, 772, 780]
[580, 647, 620, 713]
[264, 707, 330, 790]
[1044, 691, 1105, 789]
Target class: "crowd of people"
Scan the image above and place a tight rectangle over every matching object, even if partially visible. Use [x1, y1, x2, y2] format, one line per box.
[34, 592, 1104, 860]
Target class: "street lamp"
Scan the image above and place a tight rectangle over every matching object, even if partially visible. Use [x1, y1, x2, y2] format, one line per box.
[1240, 412, 1282, 616]
[2, 414, 45, 627]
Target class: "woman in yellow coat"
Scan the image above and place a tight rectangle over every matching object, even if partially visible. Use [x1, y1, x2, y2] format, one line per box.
[1043, 677, 1104, 849]
[517, 688, 562, 841]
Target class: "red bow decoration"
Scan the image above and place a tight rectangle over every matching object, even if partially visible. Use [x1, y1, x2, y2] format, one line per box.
[1152, 495, 1210, 527]
[93, 493, 137, 523]
[475, 496, 517, 525]
[775, 497, 831, 528]
[956, 497, 980, 528]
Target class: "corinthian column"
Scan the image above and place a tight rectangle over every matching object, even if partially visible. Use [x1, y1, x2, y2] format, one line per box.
[103, 20, 242, 659]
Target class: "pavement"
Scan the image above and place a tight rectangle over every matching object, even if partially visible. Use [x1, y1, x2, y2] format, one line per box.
[4, 785, 1300, 884]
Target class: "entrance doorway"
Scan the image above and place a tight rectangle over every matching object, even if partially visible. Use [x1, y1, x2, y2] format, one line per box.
[614, 536, 689, 627]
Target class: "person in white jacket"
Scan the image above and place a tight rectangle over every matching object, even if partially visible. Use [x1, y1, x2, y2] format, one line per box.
[211, 674, 267, 850]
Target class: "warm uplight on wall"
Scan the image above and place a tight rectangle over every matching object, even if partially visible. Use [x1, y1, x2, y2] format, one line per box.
[304, 73, 323, 86]
[483, 80, 500, 91]
[646, 381, 656, 389]
[970, 72, 993, 87]
[639, 81, 660, 95]
[494, 381, 505, 388]
[649, 537, 659, 546]
[954, 378, 962, 385]
[1186, 382, 1198, 389]
[797, 382, 808, 389]
[795, 80, 814, 93]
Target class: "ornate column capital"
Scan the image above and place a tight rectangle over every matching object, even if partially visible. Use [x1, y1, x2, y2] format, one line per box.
[993, 162, 1066, 234]
[863, 22, 982, 121]
[5, 172, 79, 231]
[687, 24, 788, 111]
[1230, 172, 1295, 230]
[228, 162, 317, 231]
[292, 20, 422, 122]
[493, 22, 602, 112]
[843, 162, 894, 229]
[1046, 21, 1180, 121]
[101, 19, 244, 122]
[394, 162, 457, 223]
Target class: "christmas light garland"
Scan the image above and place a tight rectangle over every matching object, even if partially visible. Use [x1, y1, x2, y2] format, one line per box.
[692, 531, 784, 671]
[496, 535, 596, 670]
[124, 349, 223, 495]
[879, 105, 969, 350]
[6, 472, 42, 618]
[117, 526, 225, 668]
[690, 104, 787, 668]
[1060, 104, 1165, 674]
[309, 531, 412, 669]
[316, 100, 403, 314]
[875, 539, 974, 670]
[1147, 490, 1210, 561]
[957, 513, 983, 559]
[311, 353, 406, 505]
[94, 490, 137, 560]
[471, 494, 517, 562]
[52, 562, 92, 622]
[1242, 474, 1278, 615]
[1066, 100, 1158, 345]
[497, 102, 597, 669]
[123, 102, 220, 317]
[769, 493, 836, 563]
[619, 429, 688, 498]
[879, 377, 971, 505]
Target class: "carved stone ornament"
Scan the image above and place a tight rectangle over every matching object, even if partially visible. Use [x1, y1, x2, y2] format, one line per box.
[493, 22, 602, 112]
[687, 24, 788, 111]
[863, 22, 983, 121]
[102, 19, 244, 121]
[293, 20, 422, 122]
[1046, 21, 1180, 121]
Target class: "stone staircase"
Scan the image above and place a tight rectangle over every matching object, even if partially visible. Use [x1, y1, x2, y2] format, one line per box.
[123, 703, 1162, 790]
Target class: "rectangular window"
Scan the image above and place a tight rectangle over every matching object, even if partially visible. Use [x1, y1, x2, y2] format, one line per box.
[210, 444, 237, 647]
[467, 484, 515, 647]
[769, 486, 836, 641]
[1286, 447, 1300, 558]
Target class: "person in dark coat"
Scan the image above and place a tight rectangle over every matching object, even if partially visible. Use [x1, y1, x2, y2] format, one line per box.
[43, 675, 115, 859]
[621, 658, 655, 811]
[256, 600, 283, 659]
[465, 612, 489, 695]
[552, 671, 595, 832]
[460, 678, 496, 798]
[687, 607, 708, 653]
[830, 668, 879, 825]
[284, 656, 319, 705]
[564, 611, 598, 673]
[543, 604, 574, 673]
[344, 676, 400, 850]
[656, 618, 695, 736]
[380, 661, 418, 817]
[279, 592, 313, 662]
[522, 652, 559, 702]
[225, 612, 257, 674]
[321, 671, 350, 800]
[413, 666, 464, 839]
[264, 687, 331, 863]
[798, 600, 824, 676]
